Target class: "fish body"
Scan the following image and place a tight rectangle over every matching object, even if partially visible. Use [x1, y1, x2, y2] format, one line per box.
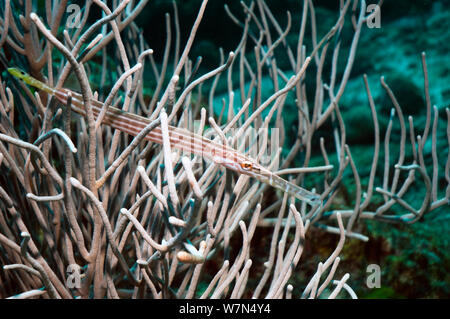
[8, 67, 320, 205]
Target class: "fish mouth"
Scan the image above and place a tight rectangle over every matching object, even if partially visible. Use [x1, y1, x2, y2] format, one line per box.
[256, 168, 321, 205]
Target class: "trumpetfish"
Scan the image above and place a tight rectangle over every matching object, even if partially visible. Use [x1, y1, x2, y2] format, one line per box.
[8, 67, 320, 205]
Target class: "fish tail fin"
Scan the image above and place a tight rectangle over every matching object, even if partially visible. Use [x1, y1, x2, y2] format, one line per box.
[7, 68, 55, 95]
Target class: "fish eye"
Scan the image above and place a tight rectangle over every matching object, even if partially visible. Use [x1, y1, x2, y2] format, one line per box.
[240, 161, 253, 171]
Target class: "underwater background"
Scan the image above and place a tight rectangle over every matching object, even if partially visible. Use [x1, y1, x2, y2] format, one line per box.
[1, 0, 449, 298]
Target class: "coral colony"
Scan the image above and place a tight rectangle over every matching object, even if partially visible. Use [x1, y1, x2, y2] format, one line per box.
[0, 0, 448, 299]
